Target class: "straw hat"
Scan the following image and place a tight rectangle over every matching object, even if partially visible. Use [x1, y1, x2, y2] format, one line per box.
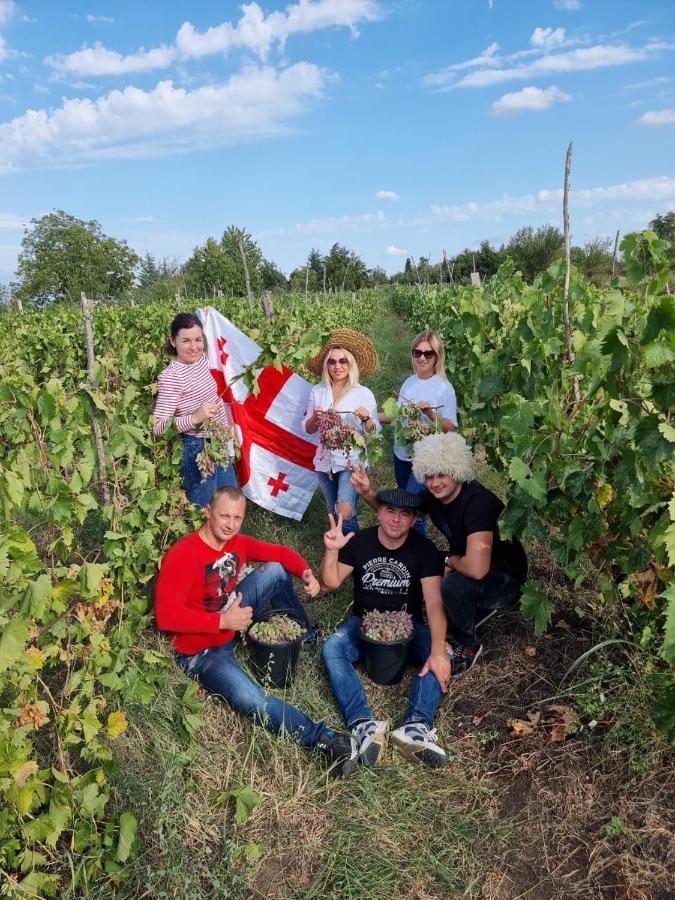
[306, 328, 379, 377]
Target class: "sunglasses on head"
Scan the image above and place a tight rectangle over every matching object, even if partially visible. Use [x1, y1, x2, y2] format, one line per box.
[412, 349, 436, 360]
[327, 357, 349, 366]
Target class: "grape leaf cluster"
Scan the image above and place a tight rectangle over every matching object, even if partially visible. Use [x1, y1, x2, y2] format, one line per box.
[361, 609, 414, 642]
[196, 419, 239, 482]
[249, 614, 304, 644]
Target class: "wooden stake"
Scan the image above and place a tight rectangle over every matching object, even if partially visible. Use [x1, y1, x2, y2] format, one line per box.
[238, 240, 254, 311]
[612, 229, 620, 276]
[81, 292, 111, 504]
[443, 249, 454, 285]
[561, 143, 581, 404]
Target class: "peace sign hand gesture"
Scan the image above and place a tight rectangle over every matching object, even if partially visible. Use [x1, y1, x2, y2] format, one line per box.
[323, 512, 355, 552]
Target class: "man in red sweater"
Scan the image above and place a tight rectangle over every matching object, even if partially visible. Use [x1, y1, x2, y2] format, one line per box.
[155, 486, 357, 775]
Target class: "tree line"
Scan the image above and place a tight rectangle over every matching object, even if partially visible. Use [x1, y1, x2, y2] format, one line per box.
[3, 208, 674, 309]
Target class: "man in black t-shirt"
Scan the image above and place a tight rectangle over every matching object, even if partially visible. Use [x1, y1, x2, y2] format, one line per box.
[319, 488, 451, 768]
[352, 433, 528, 675]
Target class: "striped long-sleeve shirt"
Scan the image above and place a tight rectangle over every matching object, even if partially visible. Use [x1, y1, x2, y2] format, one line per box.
[153, 354, 232, 437]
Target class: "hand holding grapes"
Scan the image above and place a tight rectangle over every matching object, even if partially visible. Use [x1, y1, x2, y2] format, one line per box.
[416, 400, 436, 421]
[323, 512, 355, 552]
[192, 401, 220, 426]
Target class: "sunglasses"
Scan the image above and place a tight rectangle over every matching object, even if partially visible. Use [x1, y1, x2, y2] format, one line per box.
[412, 349, 437, 360]
[327, 357, 349, 366]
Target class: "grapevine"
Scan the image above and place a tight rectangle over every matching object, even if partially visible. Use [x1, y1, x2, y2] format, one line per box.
[195, 417, 239, 482]
[249, 614, 305, 644]
[361, 609, 414, 642]
[382, 397, 441, 450]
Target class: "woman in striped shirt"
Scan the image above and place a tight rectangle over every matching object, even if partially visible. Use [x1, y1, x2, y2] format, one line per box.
[154, 312, 237, 506]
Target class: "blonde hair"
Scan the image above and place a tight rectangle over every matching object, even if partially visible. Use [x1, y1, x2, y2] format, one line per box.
[411, 331, 448, 381]
[322, 347, 360, 392]
[412, 432, 475, 484]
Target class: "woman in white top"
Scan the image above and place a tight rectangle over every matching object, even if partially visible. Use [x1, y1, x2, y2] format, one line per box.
[388, 330, 457, 534]
[303, 329, 380, 534]
[153, 312, 237, 507]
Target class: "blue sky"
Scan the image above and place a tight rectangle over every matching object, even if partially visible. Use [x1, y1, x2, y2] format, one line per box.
[0, 0, 673, 283]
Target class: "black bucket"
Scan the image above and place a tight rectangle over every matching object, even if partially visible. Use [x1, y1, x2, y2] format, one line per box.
[359, 628, 413, 685]
[247, 612, 305, 688]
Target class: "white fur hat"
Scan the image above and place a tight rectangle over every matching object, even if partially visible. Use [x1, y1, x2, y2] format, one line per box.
[412, 432, 475, 484]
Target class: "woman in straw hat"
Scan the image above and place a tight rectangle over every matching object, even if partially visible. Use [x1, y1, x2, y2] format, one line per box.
[384, 330, 458, 535]
[303, 329, 380, 534]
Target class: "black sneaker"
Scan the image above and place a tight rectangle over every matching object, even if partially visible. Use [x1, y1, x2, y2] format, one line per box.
[315, 729, 359, 777]
[449, 643, 483, 676]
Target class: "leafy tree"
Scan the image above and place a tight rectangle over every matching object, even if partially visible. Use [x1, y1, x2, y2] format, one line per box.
[323, 243, 369, 292]
[259, 259, 288, 291]
[504, 224, 564, 282]
[571, 237, 613, 285]
[138, 252, 160, 289]
[649, 211, 675, 268]
[16, 210, 139, 307]
[184, 226, 265, 298]
[452, 241, 504, 283]
[368, 266, 389, 286]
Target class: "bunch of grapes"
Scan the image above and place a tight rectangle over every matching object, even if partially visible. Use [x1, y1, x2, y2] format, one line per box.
[361, 609, 414, 643]
[196, 419, 239, 482]
[249, 614, 305, 645]
[395, 401, 438, 446]
[317, 410, 352, 451]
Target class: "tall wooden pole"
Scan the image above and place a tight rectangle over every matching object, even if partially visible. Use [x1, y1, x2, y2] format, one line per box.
[81, 293, 111, 504]
[238, 240, 254, 312]
[561, 143, 581, 404]
[611, 229, 620, 276]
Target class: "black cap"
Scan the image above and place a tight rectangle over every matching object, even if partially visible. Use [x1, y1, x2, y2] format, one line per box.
[376, 488, 421, 512]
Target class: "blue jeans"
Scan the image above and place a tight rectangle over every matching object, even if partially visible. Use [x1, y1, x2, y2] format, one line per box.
[442, 571, 522, 649]
[393, 455, 427, 536]
[317, 469, 359, 533]
[175, 563, 324, 747]
[322, 616, 444, 729]
[181, 434, 238, 508]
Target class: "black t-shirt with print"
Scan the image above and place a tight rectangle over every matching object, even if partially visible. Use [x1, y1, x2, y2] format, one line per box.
[419, 481, 528, 584]
[338, 526, 444, 621]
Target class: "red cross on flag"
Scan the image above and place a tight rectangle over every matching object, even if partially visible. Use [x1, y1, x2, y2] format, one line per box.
[197, 307, 320, 521]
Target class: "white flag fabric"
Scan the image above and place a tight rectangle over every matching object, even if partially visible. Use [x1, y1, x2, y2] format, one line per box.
[197, 307, 319, 521]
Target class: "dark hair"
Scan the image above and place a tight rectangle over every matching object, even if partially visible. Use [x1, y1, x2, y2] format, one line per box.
[165, 312, 203, 356]
[209, 486, 245, 506]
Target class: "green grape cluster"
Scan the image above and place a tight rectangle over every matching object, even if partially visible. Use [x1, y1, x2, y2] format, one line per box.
[196, 419, 239, 482]
[361, 609, 414, 642]
[396, 402, 436, 445]
[249, 614, 304, 644]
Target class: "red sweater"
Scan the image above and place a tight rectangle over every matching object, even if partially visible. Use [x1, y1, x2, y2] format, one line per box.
[155, 530, 309, 655]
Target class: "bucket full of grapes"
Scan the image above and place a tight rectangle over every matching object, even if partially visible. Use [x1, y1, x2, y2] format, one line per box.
[247, 611, 306, 688]
[359, 609, 414, 685]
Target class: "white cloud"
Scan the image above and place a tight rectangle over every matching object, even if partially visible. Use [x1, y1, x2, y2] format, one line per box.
[47, 41, 175, 76]
[530, 27, 567, 50]
[85, 14, 115, 24]
[0, 211, 25, 230]
[0, 1, 16, 27]
[424, 42, 500, 86]
[375, 190, 399, 201]
[384, 245, 407, 256]
[637, 108, 675, 126]
[48, 0, 381, 76]
[625, 75, 671, 90]
[452, 44, 649, 89]
[122, 214, 156, 223]
[0, 64, 325, 174]
[492, 85, 571, 115]
[553, 0, 581, 9]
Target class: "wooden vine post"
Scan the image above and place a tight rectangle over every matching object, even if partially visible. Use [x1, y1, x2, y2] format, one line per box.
[612, 229, 620, 276]
[81, 292, 111, 504]
[561, 142, 581, 404]
[238, 240, 254, 311]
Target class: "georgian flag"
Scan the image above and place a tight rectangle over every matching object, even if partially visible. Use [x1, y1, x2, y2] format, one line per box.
[197, 307, 319, 520]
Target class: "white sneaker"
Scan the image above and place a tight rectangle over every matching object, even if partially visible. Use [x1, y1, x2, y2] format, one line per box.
[391, 722, 448, 768]
[351, 718, 388, 767]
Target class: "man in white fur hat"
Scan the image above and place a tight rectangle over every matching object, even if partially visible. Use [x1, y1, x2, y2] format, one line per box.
[352, 433, 527, 674]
